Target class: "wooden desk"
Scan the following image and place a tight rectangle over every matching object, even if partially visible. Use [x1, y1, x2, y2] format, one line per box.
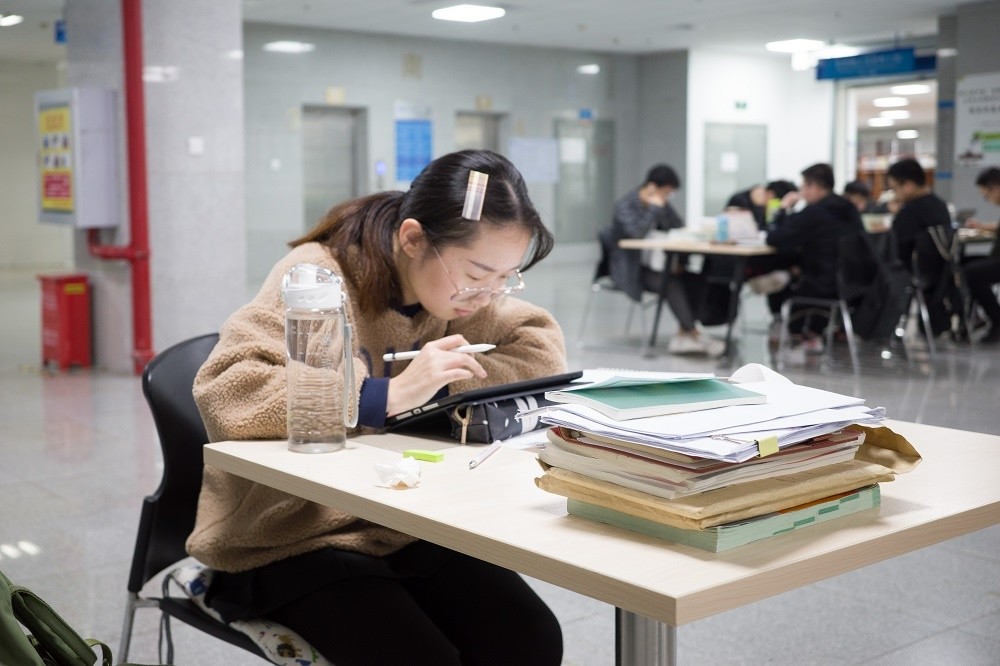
[204, 420, 1000, 665]
[618, 238, 775, 359]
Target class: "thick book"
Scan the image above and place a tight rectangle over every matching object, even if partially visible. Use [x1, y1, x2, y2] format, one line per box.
[541, 427, 865, 500]
[566, 484, 881, 552]
[545, 376, 765, 421]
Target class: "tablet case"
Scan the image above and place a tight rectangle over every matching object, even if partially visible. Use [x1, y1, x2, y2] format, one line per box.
[385, 371, 583, 444]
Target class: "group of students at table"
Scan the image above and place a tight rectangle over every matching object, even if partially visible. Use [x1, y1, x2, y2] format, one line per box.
[606, 161, 1000, 354]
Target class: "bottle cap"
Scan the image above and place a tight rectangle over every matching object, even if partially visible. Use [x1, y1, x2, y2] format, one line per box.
[282, 263, 344, 311]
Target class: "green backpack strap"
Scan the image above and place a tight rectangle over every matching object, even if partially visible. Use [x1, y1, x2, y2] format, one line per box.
[1, 569, 45, 666]
[1, 568, 112, 666]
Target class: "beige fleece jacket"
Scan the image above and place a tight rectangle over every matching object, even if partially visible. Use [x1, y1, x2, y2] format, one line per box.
[187, 242, 567, 572]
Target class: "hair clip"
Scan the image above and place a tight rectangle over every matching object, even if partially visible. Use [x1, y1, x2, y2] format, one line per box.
[462, 170, 489, 221]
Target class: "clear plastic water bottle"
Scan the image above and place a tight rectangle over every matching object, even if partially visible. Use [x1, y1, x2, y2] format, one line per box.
[281, 263, 357, 453]
[716, 214, 729, 242]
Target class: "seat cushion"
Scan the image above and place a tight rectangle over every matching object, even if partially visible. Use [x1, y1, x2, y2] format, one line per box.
[151, 557, 331, 666]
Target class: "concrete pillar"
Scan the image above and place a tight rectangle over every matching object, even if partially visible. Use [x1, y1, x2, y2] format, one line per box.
[66, 0, 245, 372]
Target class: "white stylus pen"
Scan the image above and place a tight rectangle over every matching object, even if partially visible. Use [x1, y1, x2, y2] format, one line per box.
[382, 343, 496, 362]
[469, 440, 502, 469]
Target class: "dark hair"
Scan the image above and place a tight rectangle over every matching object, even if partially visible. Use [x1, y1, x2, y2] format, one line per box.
[645, 164, 681, 189]
[765, 179, 798, 199]
[292, 150, 553, 315]
[800, 163, 835, 191]
[887, 158, 926, 187]
[843, 180, 871, 198]
[975, 167, 1000, 188]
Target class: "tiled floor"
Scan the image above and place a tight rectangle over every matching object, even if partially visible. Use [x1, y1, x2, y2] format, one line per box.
[2, 256, 999, 665]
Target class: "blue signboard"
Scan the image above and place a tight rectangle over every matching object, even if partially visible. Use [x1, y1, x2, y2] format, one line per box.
[54, 19, 66, 44]
[395, 119, 432, 182]
[816, 47, 935, 80]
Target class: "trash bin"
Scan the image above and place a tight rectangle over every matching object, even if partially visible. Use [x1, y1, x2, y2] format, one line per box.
[38, 273, 91, 370]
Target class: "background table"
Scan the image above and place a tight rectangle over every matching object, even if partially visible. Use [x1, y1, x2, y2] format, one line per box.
[204, 420, 1000, 665]
[618, 238, 775, 358]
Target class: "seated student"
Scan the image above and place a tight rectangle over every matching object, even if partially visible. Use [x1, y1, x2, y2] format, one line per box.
[725, 184, 767, 229]
[743, 180, 802, 333]
[766, 163, 864, 341]
[187, 150, 564, 666]
[843, 180, 889, 214]
[887, 157, 956, 336]
[605, 164, 723, 356]
[963, 166, 1000, 343]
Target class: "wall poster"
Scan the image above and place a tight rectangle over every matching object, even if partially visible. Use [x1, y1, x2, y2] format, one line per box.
[955, 72, 1000, 167]
[38, 104, 74, 212]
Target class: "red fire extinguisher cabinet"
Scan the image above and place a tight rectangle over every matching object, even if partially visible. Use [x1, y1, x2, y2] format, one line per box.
[38, 273, 92, 370]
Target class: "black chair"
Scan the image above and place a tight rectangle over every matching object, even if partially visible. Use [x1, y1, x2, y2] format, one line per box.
[576, 227, 657, 354]
[776, 236, 863, 371]
[118, 333, 272, 663]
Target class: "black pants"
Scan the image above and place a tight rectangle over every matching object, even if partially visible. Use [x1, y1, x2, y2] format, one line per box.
[260, 542, 563, 666]
[964, 257, 1000, 328]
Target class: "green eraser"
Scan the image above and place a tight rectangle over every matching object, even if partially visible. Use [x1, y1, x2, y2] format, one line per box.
[403, 449, 444, 463]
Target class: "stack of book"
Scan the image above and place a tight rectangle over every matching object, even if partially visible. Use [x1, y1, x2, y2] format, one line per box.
[525, 366, 921, 551]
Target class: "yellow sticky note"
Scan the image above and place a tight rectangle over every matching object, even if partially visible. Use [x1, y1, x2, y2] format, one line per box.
[403, 449, 444, 463]
[757, 435, 779, 457]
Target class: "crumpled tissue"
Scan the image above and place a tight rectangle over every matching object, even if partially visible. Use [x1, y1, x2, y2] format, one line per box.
[374, 456, 421, 489]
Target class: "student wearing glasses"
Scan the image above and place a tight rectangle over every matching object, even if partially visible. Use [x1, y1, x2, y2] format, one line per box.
[188, 150, 565, 665]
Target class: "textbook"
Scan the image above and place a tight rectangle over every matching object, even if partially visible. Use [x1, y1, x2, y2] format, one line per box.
[566, 484, 881, 552]
[545, 376, 765, 421]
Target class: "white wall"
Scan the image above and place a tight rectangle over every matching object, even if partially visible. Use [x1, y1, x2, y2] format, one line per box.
[0, 60, 71, 269]
[685, 49, 836, 220]
[243, 23, 634, 282]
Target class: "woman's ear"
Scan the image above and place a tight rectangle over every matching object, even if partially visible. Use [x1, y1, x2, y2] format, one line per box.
[398, 218, 425, 258]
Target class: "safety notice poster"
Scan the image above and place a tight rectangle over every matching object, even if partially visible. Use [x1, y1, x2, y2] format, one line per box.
[38, 104, 74, 212]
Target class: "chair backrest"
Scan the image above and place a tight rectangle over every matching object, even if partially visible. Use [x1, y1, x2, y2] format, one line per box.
[126, 333, 219, 593]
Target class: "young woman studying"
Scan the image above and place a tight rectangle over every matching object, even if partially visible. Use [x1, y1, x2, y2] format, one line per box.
[187, 150, 565, 665]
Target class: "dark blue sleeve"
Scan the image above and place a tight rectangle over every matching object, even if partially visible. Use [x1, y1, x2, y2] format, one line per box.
[358, 377, 389, 428]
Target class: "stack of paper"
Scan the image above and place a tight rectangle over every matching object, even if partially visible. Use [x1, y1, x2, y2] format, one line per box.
[526, 364, 921, 550]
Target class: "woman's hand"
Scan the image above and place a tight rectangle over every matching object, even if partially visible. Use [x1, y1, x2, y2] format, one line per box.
[965, 217, 998, 231]
[386, 334, 488, 416]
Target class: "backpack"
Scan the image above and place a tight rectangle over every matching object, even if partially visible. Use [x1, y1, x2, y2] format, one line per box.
[0, 569, 113, 666]
[839, 233, 913, 341]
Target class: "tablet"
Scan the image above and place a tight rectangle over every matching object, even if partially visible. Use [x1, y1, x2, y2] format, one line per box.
[384, 370, 584, 430]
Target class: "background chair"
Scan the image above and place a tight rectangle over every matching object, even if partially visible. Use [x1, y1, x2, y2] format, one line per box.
[119, 333, 272, 664]
[776, 235, 866, 372]
[576, 228, 657, 354]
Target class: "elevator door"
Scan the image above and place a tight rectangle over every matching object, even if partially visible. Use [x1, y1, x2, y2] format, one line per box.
[302, 106, 363, 230]
[455, 112, 502, 153]
[554, 118, 615, 243]
[703, 123, 767, 217]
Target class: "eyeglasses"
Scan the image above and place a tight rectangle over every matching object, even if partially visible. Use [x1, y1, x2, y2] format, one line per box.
[431, 244, 525, 303]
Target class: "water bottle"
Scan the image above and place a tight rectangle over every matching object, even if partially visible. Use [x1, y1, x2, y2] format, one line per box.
[281, 263, 357, 453]
[716, 214, 729, 242]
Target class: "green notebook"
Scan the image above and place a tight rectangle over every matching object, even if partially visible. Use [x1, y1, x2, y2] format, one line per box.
[545, 377, 765, 420]
[566, 485, 880, 552]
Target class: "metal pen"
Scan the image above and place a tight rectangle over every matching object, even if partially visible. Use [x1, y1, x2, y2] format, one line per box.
[468, 439, 502, 469]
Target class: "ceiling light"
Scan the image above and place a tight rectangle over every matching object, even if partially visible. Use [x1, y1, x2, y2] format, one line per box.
[890, 84, 931, 95]
[867, 118, 894, 127]
[432, 4, 506, 22]
[880, 110, 911, 120]
[263, 41, 315, 54]
[577, 64, 600, 75]
[873, 97, 908, 108]
[896, 130, 919, 139]
[0, 14, 24, 27]
[765, 38, 826, 53]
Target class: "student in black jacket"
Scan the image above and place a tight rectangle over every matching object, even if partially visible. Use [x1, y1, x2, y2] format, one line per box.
[962, 167, 1000, 343]
[766, 163, 864, 337]
[887, 158, 955, 336]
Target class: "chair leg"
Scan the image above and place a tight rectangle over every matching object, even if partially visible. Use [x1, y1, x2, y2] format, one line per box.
[575, 284, 600, 348]
[776, 300, 793, 369]
[119, 592, 160, 663]
[839, 300, 860, 371]
[914, 289, 937, 359]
